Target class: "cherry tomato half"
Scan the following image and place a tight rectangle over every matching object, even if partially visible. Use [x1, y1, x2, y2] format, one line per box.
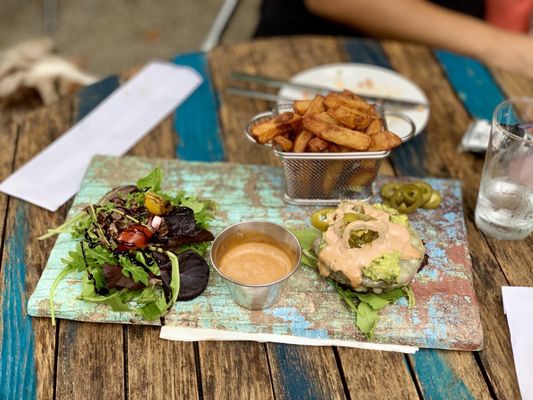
[116, 225, 153, 251]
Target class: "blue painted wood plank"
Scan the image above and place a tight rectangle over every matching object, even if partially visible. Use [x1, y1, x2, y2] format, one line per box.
[270, 345, 323, 399]
[172, 52, 224, 162]
[76, 76, 120, 121]
[342, 38, 428, 177]
[0, 204, 36, 400]
[412, 349, 475, 400]
[435, 51, 505, 120]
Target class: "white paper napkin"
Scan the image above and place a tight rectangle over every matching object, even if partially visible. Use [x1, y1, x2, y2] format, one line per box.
[502, 286, 533, 400]
[160, 326, 419, 354]
[0, 60, 202, 211]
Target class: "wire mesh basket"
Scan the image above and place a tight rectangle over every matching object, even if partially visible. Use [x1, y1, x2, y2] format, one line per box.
[245, 104, 414, 205]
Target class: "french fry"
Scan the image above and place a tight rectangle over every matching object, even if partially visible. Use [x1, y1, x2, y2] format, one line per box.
[303, 115, 371, 151]
[331, 105, 374, 130]
[307, 136, 329, 152]
[324, 92, 373, 113]
[293, 129, 314, 152]
[347, 168, 378, 188]
[322, 160, 345, 194]
[250, 112, 301, 144]
[366, 118, 383, 135]
[369, 130, 402, 151]
[313, 111, 338, 124]
[272, 135, 293, 152]
[293, 99, 312, 115]
[303, 95, 325, 116]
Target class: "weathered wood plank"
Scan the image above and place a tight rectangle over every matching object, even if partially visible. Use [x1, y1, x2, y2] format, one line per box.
[0, 122, 17, 261]
[127, 326, 198, 400]
[268, 343, 345, 400]
[56, 321, 124, 399]
[382, 40, 521, 400]
[336, 348, 419, 399]
[199, 342, 274, 400]
[173, 52, 225, 161]
[0, 98, 75, 400]
[53, 79, 125, 400]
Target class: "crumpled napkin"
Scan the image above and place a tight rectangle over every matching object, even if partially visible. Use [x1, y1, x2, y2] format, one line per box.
[0, 38, 97, 108]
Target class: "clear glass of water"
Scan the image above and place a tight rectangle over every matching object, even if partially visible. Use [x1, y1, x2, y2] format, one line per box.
[475, 98, 533, 240]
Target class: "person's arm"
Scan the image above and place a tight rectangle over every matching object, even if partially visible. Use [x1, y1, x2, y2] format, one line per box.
[304, 0, 533, 78]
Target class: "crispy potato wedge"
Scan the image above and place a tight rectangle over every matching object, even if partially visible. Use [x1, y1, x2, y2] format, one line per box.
[331, 105, 374, 130]
[324, 92, 373, 113]
[365, 118, 383, 135]
[322, 160, 345, 193]
[272, 135, 293, 152]
[313, 111, 338, 124]
[307, 136, 329, 152]
[369, 130, 402, 151]
[303, 115, 371, 151]
[250, 112, 301, 144]
[293, 129, 315, 152]
[347, 168, 377, 187]
[303, 95, 325, 116]
[293, 100, 312, 115]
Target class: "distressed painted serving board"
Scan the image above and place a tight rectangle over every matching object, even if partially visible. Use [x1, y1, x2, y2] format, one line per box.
[28, 155, 483, 350]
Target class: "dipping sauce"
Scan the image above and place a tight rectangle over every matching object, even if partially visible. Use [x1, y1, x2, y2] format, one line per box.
[215, 231, 297, 285]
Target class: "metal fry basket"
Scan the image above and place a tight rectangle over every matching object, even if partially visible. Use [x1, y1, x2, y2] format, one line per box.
[245, 104, 414, 205]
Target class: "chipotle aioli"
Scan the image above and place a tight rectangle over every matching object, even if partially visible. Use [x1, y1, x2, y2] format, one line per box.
[217, 232, 296, 285]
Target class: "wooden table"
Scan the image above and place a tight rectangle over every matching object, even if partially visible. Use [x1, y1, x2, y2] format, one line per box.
[1, 36, 532, 400]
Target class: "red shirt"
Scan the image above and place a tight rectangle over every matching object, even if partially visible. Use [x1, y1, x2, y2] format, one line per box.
[486, 0, 533, 32]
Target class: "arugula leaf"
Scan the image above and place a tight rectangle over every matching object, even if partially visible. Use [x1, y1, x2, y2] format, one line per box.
[356, 302, 379, 339]
[166, 251, 180, 307]
[38, 211, 90, 240]
[80, 289, 133, 312]
[136, 292, 168, 320]
[301, 249, 318, 269]
[135, 252, 160, 276]
[119, 256, 150, 285]
[352, 288, 406, 310]
[85, 245, 117, 266]
[136, 166, 162, 192]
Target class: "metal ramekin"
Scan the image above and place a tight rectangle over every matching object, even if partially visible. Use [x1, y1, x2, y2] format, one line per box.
[210, 221, 302, 310]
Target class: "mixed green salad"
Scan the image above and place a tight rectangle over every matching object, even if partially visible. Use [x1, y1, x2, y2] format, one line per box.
[40, 167, 215, 325]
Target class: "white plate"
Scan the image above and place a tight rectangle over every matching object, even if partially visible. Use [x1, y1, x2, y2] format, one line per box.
[278, 63, 430, 138]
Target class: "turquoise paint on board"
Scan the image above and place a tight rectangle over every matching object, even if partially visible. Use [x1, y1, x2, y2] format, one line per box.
[435, 51, 506, 120]
[413, 349, 476, 400]
[0, 204, 36, 400]
[172, 52, 224, 161]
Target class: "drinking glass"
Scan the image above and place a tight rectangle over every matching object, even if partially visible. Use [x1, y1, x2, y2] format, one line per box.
[475, 98, 533, 240]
